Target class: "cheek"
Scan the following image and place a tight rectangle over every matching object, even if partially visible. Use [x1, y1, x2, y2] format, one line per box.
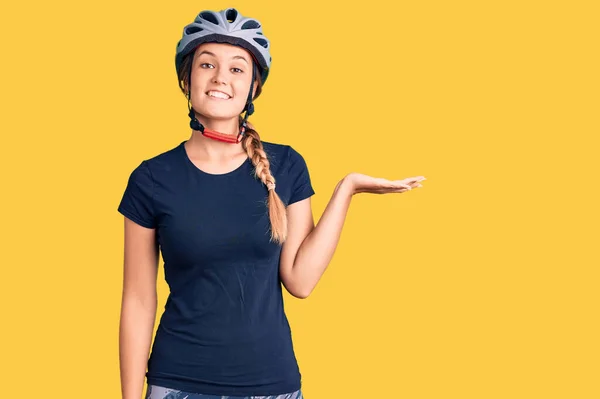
[235, 81, 251, 96]
[230, 86, 248, 104]
[190, 69, 208, 87]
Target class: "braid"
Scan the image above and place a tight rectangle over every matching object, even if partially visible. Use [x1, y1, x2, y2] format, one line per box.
[240, 117, 288, 244]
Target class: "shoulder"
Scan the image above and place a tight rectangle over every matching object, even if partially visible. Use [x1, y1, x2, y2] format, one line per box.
[260, 139, 288, 156]
[145, 140, 181, 163]
[138, 141, 184, 176]
[261, 140, 307, 167]
[260, 140, 295, 171]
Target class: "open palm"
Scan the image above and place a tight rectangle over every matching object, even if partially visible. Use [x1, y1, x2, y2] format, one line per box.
[346, 173, 426, 195]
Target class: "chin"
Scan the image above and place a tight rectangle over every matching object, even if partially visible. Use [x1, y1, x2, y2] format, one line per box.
[200, 105, 242, 119]
[199, 110, 239, 121]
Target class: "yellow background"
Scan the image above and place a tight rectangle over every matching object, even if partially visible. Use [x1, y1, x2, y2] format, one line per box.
[1, 0, 598, 398]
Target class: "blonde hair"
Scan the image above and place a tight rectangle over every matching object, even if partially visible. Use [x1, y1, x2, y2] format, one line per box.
[178, 52, 288, 244]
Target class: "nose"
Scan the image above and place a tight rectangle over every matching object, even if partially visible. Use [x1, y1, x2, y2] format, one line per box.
[212, 68, 228, 85]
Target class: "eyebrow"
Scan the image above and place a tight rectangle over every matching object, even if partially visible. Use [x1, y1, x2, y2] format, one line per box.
[196, 50, 249, 64]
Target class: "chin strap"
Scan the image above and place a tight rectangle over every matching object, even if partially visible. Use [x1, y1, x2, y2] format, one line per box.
[187, 60, 257, 144]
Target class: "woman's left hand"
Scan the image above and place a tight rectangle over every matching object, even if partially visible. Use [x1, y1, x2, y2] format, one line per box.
[344, 173, 426, 195]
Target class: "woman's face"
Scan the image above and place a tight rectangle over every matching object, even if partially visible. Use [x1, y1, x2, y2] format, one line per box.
[188, 42, 258, 121]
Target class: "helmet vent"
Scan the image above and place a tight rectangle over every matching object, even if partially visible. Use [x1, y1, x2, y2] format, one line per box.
[253, 38, 269, 48]
[226, 9, 238, 23]
[241, 20, 261, 30]
[199, 11, 219, 25]
[185, 26, 204, 35]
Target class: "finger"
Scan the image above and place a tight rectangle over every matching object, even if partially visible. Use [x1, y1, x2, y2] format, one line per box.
[397, 183, 419, 192]
[388, 180, 411, 189]
[407, 176, 426, 184]
[409, 180, 424, 187]
[401, 176, 425, 184]
[394, 178, 418, 187]
[393, 185, 412, 192]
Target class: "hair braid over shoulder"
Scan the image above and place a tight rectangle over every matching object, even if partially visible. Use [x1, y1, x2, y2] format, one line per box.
[240, 117, 288, 244]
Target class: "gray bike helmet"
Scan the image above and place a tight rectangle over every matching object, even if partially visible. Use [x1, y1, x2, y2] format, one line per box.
[175, 7, 272, 87]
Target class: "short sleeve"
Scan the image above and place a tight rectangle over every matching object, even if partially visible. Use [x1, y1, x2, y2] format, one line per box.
[287, 146, 315, 206]
[117, 160, 156, 228]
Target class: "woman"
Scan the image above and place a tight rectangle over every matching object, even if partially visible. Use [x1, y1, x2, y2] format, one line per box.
[118, 8, 426, 399]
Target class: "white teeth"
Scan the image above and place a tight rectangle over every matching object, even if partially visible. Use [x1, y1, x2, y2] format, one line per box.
[208, 91, 230, 99]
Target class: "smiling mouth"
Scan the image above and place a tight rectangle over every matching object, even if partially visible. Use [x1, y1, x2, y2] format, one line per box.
[206, 90, 232, 100]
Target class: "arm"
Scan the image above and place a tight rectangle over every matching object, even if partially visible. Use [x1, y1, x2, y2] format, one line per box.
[280, 176, 355, 299]
[279, 172, 423, 298]
[119, 218, 159, 399]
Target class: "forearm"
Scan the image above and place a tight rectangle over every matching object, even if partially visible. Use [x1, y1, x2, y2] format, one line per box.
[119, 296, 157, 399]
[291, 177, 354, 298]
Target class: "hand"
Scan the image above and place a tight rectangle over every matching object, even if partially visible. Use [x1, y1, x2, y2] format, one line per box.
[344, 173, 426, 195]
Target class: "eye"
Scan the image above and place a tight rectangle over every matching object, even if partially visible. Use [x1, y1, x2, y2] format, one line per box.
[200, 63, 214, 69]
[232, 67, 243, 73]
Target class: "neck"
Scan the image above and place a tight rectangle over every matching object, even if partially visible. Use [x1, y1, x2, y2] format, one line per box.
[196, 114, 240, 137]
[187, 128, 246, 161]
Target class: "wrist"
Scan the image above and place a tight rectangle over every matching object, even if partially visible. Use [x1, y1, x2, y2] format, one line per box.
[338, 174, 356, 196]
